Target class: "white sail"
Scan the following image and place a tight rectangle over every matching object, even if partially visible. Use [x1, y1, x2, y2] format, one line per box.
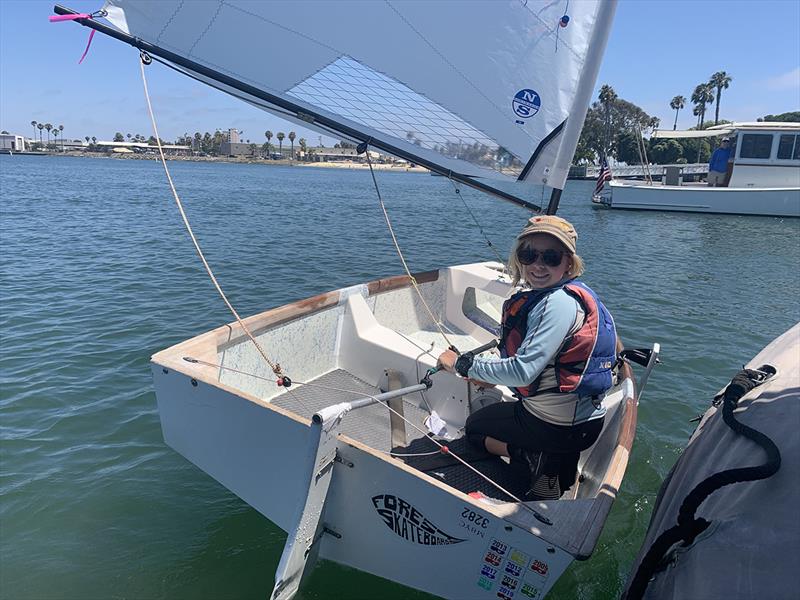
[101, 0, 615, 199]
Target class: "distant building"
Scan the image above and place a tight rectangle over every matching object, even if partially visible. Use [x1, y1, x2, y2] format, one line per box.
[220, 141, 260, 157]
[61, 139, 88, 151]
[0, 133, 26, 152]
[227, 128, 240, 144]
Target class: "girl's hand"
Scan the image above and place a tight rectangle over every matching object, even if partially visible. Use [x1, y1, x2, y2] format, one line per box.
[437, 349, 458, 373]
[469, 379, 495, 389]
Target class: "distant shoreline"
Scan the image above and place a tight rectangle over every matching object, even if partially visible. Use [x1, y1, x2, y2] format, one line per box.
[3, 150, 429, 173]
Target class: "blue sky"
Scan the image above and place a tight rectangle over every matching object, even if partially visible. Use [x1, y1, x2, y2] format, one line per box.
[1, 0, 798, 144]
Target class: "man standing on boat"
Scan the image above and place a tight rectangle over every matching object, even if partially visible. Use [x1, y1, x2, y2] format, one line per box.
[707, 137, 732, 186]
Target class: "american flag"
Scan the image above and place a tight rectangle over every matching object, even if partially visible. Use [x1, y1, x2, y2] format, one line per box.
[594, 160, 612, 194]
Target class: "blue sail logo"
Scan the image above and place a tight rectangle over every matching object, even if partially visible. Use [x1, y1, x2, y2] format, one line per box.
[513, 89, 541, 118]
[372, 494, 466, 545]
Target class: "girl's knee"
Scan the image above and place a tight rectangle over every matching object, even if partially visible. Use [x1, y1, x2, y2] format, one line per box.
[466, 432, 487, 449]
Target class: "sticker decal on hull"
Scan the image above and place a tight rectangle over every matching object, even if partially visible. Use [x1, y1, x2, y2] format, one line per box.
[372, 494, 466, 545]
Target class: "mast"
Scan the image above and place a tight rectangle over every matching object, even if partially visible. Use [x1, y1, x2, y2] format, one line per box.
[545, 0, 618, 214]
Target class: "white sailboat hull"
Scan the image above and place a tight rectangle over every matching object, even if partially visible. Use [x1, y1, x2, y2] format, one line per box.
[151, 263, 640, 599]
[600, 181, 800, 217]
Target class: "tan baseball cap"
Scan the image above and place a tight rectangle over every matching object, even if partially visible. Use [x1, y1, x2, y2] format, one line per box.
[517, 215, 577, 253]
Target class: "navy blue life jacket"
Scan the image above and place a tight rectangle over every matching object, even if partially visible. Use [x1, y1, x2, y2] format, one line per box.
[499, 280, 617, 399]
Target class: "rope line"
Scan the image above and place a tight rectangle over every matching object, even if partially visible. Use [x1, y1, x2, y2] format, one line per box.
[447, 177, 506, 267]
[363, 149, 455, 349]
[386, 449, 442, 457]
[139, 57, 283, 377]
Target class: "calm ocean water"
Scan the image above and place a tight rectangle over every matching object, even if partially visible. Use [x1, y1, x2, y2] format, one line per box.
[1, 154, 798, 600]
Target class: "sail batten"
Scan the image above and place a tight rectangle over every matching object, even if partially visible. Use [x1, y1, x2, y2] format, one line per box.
[65, 1, 615, 200]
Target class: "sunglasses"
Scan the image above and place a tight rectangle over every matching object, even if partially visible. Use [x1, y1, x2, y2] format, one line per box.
[516, 246, 565, 267]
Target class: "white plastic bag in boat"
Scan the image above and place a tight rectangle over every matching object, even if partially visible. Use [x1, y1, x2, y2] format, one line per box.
[424, 410, 456, 440]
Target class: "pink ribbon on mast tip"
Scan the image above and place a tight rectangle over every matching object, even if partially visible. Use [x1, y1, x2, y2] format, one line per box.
[49, 13, 96, 64]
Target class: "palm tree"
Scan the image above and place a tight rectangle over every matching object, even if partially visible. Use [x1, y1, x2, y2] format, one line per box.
[264, 130, 273, 156]
[58, 125, 64, 151]
[31, 121, 37, 145]
[288, 131, 296, 158]
[91, 136, 97, 144]
[37, 123, 44, 146]
[598, 84, 617, 159]
[52, 128, 58, 151]
[45, 123, 52, 148]
[298, 137, 307, 159]
[691, 83, 714, 128]
[670, 95, 686, 130]
[709, 71, 732, 125]
[277, 131, 285, 157]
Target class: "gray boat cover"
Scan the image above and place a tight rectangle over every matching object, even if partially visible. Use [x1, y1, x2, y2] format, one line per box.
[624, 322, 800, 600]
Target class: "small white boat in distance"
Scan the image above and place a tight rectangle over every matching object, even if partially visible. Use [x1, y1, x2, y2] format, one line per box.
[595, 122, 800, 217]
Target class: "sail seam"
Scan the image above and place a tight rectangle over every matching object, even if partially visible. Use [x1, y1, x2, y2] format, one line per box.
[385, 1, 537, 145]
[223, 1, 343, 56]
[187, 0, 224, 57]
[155, 0, 184, 44]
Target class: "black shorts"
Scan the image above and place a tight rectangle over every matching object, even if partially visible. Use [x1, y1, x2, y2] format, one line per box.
[464, 400, 604, 454]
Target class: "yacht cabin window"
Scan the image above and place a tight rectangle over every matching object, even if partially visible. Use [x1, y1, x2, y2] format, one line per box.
[776, 134, 800, 160]
[739, 134, 774, 159]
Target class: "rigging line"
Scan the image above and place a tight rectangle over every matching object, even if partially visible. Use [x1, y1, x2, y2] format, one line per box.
[385, 449, 442, 457]
[639, 125, 653, 184]
[363, 150, 456, 350]
[393, 331, 437, 414]
[447, 177, 507, 268]
[138, 57, 283, 377]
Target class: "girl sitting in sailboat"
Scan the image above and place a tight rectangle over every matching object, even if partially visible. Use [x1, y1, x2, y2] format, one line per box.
[437, 215, 617, 499]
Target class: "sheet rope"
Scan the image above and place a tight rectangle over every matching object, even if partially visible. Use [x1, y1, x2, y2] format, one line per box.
[138, 55, 283, 378]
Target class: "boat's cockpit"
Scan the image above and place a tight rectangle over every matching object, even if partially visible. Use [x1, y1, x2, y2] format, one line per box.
[176, 262, 636, 503]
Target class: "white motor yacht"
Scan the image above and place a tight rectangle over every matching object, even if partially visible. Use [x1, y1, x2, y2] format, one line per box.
[595, 122, 800, 217]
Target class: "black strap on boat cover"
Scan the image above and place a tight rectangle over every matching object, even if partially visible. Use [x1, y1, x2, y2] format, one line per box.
[624, 368, 782, 600]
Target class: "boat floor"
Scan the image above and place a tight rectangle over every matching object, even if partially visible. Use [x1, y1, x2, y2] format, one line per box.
[273, 368, 528, 501]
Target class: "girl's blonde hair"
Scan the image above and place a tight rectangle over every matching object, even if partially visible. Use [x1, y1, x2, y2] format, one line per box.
[507, 236, 585, 287]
